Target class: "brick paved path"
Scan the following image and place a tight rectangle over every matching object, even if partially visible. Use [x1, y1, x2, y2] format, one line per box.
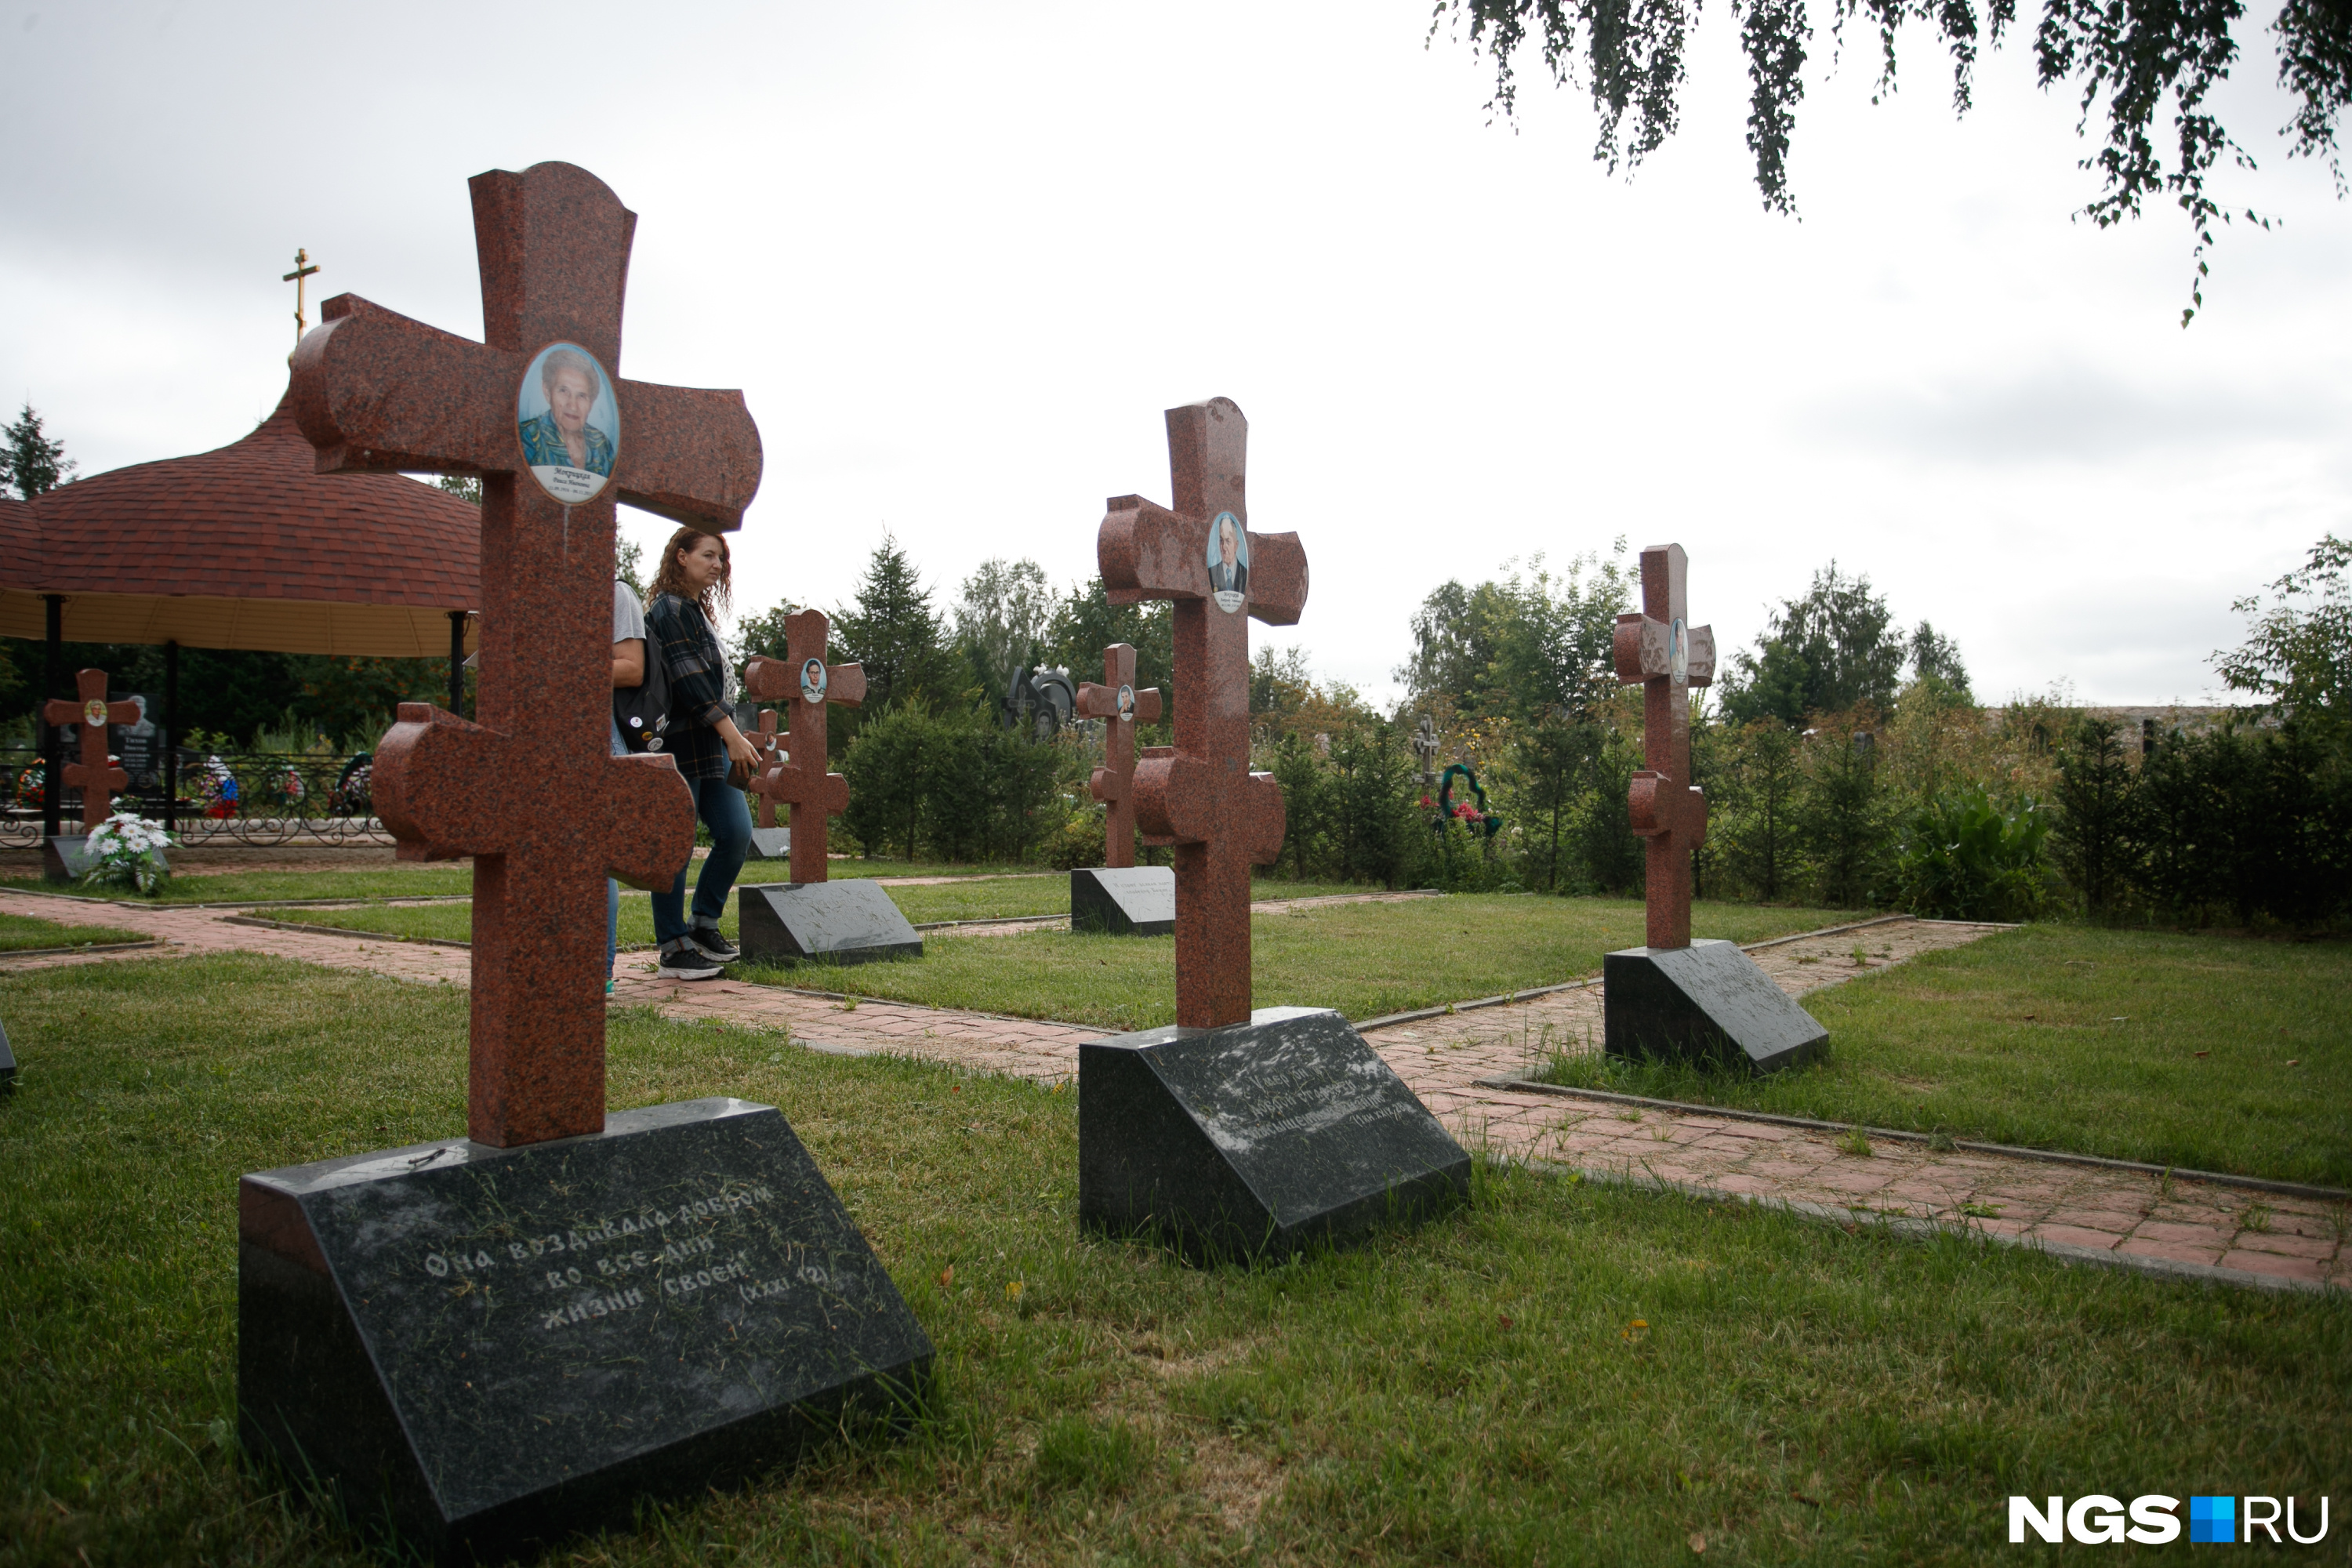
[1, 891, 2339, 1291]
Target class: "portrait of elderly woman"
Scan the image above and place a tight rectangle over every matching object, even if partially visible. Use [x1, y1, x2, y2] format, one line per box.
[517, 344, 617, 479]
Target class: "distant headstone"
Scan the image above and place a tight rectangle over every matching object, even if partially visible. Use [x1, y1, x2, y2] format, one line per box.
[42, 669, 139, 831]
[0, 1016, 16, 1087]
[739, 879, 920, 967]
[1070, 866, 1174, 935]
[1073, 642, 1162, 869]
[1080, 1007, 1468, 1261]
[1603, 544, 1824, 1073]
[747, 826, 792, 861]
[239, 1098, 932, 1561]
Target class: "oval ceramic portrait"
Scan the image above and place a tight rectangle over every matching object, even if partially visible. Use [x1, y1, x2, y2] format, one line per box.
[516, 343, 619, 504]
[1116, 683, 1135, 721]
[800, 658, 828, 704]
[83, 699, 108, 728]
[1206, 510, 1249, 614]
[1669, 619, 1689, 684]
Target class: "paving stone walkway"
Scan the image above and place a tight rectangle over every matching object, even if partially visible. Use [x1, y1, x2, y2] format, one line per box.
[1, 891, 2339, 1292]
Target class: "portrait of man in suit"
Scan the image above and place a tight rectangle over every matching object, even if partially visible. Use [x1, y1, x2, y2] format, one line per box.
[1207, 510, 1249, 603]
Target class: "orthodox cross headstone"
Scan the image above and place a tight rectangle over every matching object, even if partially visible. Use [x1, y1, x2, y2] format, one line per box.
[1079, 398, 1468, 1261]
[741, 609, 864, 885]
[1602, 543, 1824, 1073]
[1075, 642, 1163, 869]
[1612, 544, 1716, 949]
[746, 708, 784, 829]
[1411, 713, 1440, 788]
[292, 162, 758, 1146]
[1098, 398, 1307, 1029]
[251, 162, 930, 1560]
[43, 670, 138, 831]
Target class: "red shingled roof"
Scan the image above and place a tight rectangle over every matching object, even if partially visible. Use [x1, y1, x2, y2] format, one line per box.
[0, 386, 481, 657]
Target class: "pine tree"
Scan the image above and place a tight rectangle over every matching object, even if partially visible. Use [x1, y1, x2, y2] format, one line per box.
[832, 534, 961, 720]
[2, 404, 78, 499]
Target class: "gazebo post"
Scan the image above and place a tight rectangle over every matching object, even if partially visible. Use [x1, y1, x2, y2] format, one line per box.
[447, 609, 466, 720]
[162, 639, 180, 836]
[42, 593, 62, 841]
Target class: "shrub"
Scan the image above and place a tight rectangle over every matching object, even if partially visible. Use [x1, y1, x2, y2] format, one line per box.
[1895, 789, 2050, 922]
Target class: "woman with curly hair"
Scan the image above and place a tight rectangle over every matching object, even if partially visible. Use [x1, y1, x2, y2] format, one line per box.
[643, 527, 762, 978]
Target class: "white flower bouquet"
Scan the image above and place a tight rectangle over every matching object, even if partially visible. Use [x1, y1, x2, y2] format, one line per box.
[83, 812, 175, 895]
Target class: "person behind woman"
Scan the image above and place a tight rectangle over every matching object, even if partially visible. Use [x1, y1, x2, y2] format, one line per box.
[608, 577, 647, 995]
[644, 528, 761, 978]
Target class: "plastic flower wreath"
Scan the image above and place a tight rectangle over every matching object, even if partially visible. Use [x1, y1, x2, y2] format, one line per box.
[83, 811, 175, 895]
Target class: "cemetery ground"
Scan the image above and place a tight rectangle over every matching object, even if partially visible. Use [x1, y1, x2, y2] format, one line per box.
[1534, 923, 2352, 1189]
[4, 952, 2347, 1567]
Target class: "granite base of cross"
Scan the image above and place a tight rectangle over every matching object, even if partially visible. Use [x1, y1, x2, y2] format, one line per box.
[1075, 643, 1162, 869]
[42, 670, 138, 832]
[742, 608, 864, 885]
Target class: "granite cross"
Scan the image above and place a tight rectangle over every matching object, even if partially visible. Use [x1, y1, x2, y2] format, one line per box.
[746, 708, 784, 830]
[742, 608, 865, 885]
[1098, 397, 1308, 1029]
[43, 670, 138, 831]
[1612, 543, 1717, 949]
[1075, 642, 1163, 869]
[289, 161, 762, 1149]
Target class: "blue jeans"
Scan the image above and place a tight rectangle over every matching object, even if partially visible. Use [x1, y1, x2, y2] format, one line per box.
[652, 774, 751, 946]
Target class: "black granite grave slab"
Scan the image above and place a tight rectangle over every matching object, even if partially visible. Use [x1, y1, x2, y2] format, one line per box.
[41, 835, 91, 884]
[0, 1015, 15, 1087]
[738, 881, 921, 967]
[238, 1097, 932, 1562]
[1603, 939, 1827, 1073]
[1080, 1006, 1468, 1262]
[1069, 866, 1174, 936]
[746, 826, 792, 861]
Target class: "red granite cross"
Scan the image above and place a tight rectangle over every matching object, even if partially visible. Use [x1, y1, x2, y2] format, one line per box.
[43, 669, 138, 831]
[1613, 543, 1718, 949]
[1098, 397, 1308, 1029]
[289, 162, 762, 1149]
[742, 608, 865, 885]
[1075, 642, 1163, 869]
[745, 708, 784, 830]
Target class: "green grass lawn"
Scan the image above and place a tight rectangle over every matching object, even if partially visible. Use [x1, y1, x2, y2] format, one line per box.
[743, 896, 1857, 1032]
[241, 876, 1428, 944]
[0, 910, 150, 953]
[3, 953, 2345, 1566]
[1541, 924, 2352, 1187]
[0, 866, 478, 905]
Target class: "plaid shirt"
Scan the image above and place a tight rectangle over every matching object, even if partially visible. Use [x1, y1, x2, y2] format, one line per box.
[646, 592, 731, 782]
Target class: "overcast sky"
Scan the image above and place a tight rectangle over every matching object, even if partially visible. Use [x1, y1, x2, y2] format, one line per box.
[5, 0, 2347, 707]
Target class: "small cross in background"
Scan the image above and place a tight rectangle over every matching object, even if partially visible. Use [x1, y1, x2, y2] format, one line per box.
[43, 670, 139, 831]
[742, 609, 865, 885]
[1074, 642, 1161, 869]
[281, 248, 320, 348]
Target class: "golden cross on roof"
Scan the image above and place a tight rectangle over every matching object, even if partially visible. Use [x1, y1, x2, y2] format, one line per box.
[281, 248, 321, 347]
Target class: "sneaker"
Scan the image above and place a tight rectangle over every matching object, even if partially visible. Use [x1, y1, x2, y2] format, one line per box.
[688, 923, 740, 961]
[657, 941, 727, 981]
[605, 978, 615, 996]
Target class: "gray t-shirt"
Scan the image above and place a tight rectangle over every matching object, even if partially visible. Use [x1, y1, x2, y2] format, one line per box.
[613, 580, 646, 644]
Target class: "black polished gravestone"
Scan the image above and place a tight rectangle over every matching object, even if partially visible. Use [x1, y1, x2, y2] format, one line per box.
[1080, 1007, 1470, 1262]
[0, 1015, 15, 1087]
[1603, 940, 1827, 1074]
[41, 837, 94, 884]
[746, 826, 791, 862]
[239, 1098, 932, 1561]
[1069, 866, 1174, 936]
[737, 880, 922, 967]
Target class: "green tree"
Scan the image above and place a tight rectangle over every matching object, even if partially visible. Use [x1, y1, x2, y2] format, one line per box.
[1433, 0, 2352, 321]
[1905, 620, 1976, 707]
[434, 473, 482, 506]
[833, 534, 962, 722]
[952, 557, 1055, 707]
[1714, 718, 1803, 900]
[840, 705, 931, 860]
[2051, 715, 2138, 914]
[1040, 578, 1174, 727]
[1508, 718, 1593, 892]
[1719, 564, 1904, 726]
[1268, 729, 1329, 882]
[1398, 548, 1630, 723]
[1798, 720, 1894, 906]
[2216, 534, 2351, 746]
[2, 403, 77, 499]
